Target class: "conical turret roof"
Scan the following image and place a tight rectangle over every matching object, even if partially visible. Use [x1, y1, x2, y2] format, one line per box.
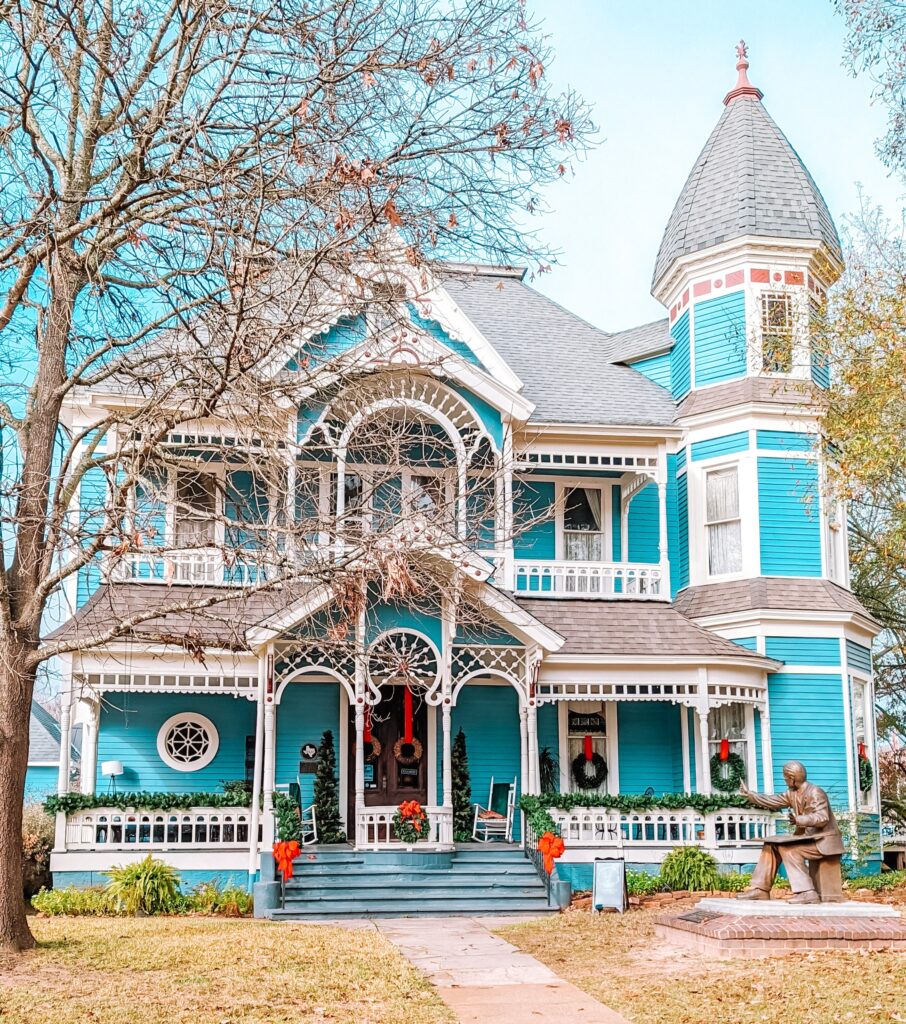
[652, 46, 842, 291]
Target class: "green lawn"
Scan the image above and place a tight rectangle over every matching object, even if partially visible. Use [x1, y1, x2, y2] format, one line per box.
[0, 917, 454, 1024]
[499, 906, 906, 1024]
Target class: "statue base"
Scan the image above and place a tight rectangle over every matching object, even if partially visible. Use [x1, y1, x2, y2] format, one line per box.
[656, 897, 906, 958]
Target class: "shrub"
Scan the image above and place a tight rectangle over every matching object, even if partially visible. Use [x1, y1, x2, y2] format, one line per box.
[659, 846, 720, 892]
[184, 881, 253, 916]
[847, 869, 906, 891]
[626, 870, 665, 897]
[32, 886, 114, 916]
[22, 802, 55, 898]
[716, 871, 752, 893]
[105, 855, 181, 914]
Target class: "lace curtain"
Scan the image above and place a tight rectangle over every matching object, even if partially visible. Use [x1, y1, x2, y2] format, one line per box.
[565, 487, 603, 561]
[706, 468, 742, 575]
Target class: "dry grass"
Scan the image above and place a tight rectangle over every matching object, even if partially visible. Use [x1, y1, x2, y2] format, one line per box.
[0, 916, 454, 1024]
[499, 906, 906, 1024]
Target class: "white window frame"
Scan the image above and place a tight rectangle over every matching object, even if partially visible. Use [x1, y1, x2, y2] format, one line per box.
[157, 712, 219, 772]
[558, 701, 619, 795]
[554, 482, 613, 563]
[708, 703, 751, 778]
[704, 464, 743, 579]
[851, 673, 876, 810]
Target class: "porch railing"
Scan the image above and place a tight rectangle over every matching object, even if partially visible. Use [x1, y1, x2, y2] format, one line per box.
[550, 808, 775, 849]
[523, 817, 553, 900]
[355, 805, 454, 850]
[107, 549, 275, 586]
[62, 806, 254, 850]
[513, 559, 666, 599]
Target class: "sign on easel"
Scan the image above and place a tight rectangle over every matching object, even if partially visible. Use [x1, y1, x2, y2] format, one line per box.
[592, 857, 627, 914]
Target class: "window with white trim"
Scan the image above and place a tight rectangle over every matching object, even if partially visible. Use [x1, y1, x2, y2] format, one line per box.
[852, 676, 875, 807]
[566, 702, 608, 794]
[174, 470, 217, 547]
[705, 467, 742, 576]
[761, 292, 794, 373]
[708, 703, 748, 767]
[157, 713, 219, 772]
[563, 486, 605, 561]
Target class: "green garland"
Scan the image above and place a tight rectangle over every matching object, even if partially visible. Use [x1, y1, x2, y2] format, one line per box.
[44, 792, 251, 815]
[520, 791, 753, 838]
[709, 752, 747, 794]
[858, 756, 874, 792]
[273, 791, 303, 843]
[392, 804, 431, 844]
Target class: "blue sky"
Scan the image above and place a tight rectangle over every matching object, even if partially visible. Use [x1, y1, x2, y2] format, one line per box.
[527, 0, 903, 331]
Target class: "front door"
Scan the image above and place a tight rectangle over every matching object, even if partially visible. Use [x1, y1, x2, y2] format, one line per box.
[348, 686, 429, 810]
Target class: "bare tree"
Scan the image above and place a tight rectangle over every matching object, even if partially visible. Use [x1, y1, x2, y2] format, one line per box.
[0, 0, 590, 950]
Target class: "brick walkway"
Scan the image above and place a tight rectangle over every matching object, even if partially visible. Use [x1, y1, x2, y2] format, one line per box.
[374, 916, 629, 1024]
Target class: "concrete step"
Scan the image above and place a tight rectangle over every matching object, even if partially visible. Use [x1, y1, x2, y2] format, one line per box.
[284, 870, 537, 890]
[274, 895, 553, 917]
[285, 877, 544, 895]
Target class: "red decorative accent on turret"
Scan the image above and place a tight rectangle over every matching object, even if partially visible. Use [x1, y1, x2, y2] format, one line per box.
[724, 40, 764, 105]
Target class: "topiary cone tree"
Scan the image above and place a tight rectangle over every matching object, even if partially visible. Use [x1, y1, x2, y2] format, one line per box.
[313, 730, 345, 843]
[452, 727, 473, 840]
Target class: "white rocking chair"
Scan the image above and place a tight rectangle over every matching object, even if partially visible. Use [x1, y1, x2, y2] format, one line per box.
[472, 776, 516, 842]
[275, 782, 319, 845]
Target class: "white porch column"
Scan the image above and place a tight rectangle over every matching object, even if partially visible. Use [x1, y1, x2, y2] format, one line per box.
[79, 700, 100, 794]
[247, 659, 266, 878]
[501, 421, 515, 590]
[261, 701, 276, 846]
[695, 707, 712, 796]
[442, 704, 453, 806]
[56, 689, 73, 795]
[657, 466, 670, 595]
[526, 704, 539, 795]
[759, 704, 774, 794]
[620, 486, 629, 563]
[680, 705, 691, 793]
[354, 703, 365, 846]
[519, 705, 528, 795]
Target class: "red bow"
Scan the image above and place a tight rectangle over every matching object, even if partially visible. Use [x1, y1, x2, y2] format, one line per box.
[537, 831, 565, 875]
[720, 738, 730, 762]
[584, 734, 594, 762]
[399, 800, 423, 819]
[273, 840, 301, 881]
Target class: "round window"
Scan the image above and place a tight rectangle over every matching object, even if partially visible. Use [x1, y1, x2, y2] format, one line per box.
[156, 713, 219, 772]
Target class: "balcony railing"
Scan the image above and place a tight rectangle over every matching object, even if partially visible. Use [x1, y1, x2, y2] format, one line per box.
[550, 808, 775, 848]
[107, 549, 275, 586]
[62, 806, 254, 850]
[355, 805, 453, 850]
[513, 559, 666, 600]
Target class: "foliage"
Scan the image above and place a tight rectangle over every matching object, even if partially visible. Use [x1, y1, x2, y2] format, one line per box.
[32, 886, 115, 916]
[451, 727, 472, 839]
[220, 779, 253, 804]
[105, 856, 181, 915]
[21, 803, 54, 897]
[716, 872, 753, 893]
[846, 868, 906, 891]
[313, 730, 345, 843]
[838, 810, 882, 878]
[709, 752, 746, 793]
[625, 870, 666, 897]
[393, 801, 431, 844]
[659, 846, 721, 893]
[272, 791, 303, 844]
[44, 791, 250, 814]
[571, 752, 608, 791]
[180, 882, 253, 917]
[859, 755, 875, 792]
[538, 745, 560, 795]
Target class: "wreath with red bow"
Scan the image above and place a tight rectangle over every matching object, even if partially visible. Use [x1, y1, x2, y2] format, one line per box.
[393, 800, 431, 844]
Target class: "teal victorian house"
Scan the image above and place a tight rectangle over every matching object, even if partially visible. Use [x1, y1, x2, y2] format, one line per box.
[45, 47, 880, 908]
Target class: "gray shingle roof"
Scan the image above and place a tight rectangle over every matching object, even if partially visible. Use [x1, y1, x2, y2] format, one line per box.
[674, 579, 877, 625]
[605, 319, 672, 364]
[653, 95, 842, 289]
[442, 272, 676, 426]
[515, 598, 770, 660]
[676, 376, 816, 417]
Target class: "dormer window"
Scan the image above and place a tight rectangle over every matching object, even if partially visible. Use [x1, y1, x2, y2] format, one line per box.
[761, 292, 794, 373]
[705, 467, 742, 575]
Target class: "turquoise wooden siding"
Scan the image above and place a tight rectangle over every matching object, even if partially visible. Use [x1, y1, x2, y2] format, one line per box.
[617, 703, 684, 793]
[731, 637, 758, 651]
[690, 431, 749, 461]
[449, 383, 503, 451]
[767, 672, 849, 803]
[757, 457, 822, 576]
[765, 637, 841, 666]
[538, 704, 559, 793]
[407, 305, 485, 370]
[676, 473, 689, 590]
[756, 430, 816, 453]
[513, 480, 555, 564]
[629, 352, 671, 390]
[76, 466, 108, 607]
[225, 470, 268, 549]
[669, 311, 691, 401]
[276, 683, 340, 808]
[811, 345, 830, 389]
[366, 598, 443, 648]
[754, 709, 763, 791]
[667, 456, 680, 598]
[453, 685, 522, 839]
[288, 315, 367, 369]
[693, 291, 747, 387]
[627, 483, 659, 563]
[96, 694, 254, 794]
[675, 448, 687, 472]
[846, 640, 872, 674]
[611, 484, 622, 561]
[24, 765, 57, 801]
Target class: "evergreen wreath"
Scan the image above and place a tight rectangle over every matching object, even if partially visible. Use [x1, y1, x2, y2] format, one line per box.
[393, 737, 423, 765]
[393, 800, 430, 844]
[571, 751, 608, 790]
[858, 755, 874, 792]
[710, 751, 746, 793]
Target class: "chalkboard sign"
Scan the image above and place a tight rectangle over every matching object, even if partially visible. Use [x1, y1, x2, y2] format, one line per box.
[592, 857, 627, 914]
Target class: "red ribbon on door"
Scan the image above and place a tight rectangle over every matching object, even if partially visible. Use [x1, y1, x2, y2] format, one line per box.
[583, 734, 593, 762]
[404, 687, 413, 745]
[720, 738, 730, 762]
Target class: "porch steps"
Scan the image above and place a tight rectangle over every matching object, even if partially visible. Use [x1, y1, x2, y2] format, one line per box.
[274, 847, 556, 919]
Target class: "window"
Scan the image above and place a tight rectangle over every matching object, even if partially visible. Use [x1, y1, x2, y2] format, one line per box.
[563, 487, 604, 561]
[705, 467, 742, 575]
[852, 677, 874, 805]
[225, 470, 269, 549]
[708, 704, 748, 766]
[410, 474, 449, 525]
[157, 713, 219, 772]
[761, 292, 794, 373]
[567, 703, 608, 794]
[174, 471, 217, 547]
[330, 472, 363, 538]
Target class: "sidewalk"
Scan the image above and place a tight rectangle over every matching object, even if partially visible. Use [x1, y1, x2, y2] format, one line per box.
[374, 916, 630, 1024]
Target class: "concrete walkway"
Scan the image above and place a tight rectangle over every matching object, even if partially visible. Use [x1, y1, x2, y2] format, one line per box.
[375, 916, 630, 1024]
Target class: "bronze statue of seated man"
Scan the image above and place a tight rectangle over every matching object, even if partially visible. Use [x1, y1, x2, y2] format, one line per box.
[737, 760, 845, 904]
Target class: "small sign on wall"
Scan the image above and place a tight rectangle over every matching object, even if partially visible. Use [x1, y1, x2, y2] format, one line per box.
[568, 711, 606, 734]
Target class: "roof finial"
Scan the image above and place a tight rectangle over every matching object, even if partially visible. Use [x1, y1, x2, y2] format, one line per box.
[724, 39, 764, 105]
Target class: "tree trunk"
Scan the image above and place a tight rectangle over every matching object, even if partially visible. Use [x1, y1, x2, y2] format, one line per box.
[0, 636, 39, 951]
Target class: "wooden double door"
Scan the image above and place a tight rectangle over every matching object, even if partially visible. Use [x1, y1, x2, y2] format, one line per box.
[348, 686, 429, 808]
